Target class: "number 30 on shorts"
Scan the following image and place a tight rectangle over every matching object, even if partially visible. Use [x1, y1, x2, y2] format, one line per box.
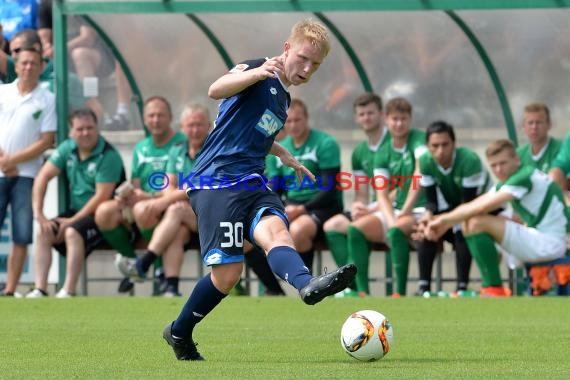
[220, 221, 244, 248]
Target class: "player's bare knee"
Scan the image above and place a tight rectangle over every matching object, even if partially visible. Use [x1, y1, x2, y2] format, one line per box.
[464, 216, 486, 234]
[64, 226, 81, 242]
[323, 214, 347, 233]
[95, 201, 120, 229]
[211, 264, 243, 293]
[267, 227, 291, 245]
[165, 204, 185, 220]
[36, 228, 55, 246]
[131, 201, 148, 221]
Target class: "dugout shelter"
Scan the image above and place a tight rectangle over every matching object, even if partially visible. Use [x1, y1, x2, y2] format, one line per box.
[49, 0, 570, 294]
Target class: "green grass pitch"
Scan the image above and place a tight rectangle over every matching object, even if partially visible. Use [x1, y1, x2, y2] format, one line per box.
[1, 296, 569, 379]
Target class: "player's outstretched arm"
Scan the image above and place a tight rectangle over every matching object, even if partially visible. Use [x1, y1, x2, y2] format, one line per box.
[399, 161, 422, 216]
[208, 56, 284, 100]
[426, 191, 512, 241]
[270, 141, 315, 184]
[549, 167, 570, 204]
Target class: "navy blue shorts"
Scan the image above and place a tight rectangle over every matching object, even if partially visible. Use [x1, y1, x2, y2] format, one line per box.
[188, 180, 287, 266]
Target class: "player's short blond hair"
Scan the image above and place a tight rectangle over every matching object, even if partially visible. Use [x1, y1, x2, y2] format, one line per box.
[287, 19, 331, 57]
[385, 97, 412, 116]
[485, 139, 516, 158]
[524, 102, 551, 124]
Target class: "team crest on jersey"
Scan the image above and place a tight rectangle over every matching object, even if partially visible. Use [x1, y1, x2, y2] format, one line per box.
[175, 156, 185, 171]
[87, 162, 97, 177]
[256, 109, 283, 137]
[230, 63, 249, 73]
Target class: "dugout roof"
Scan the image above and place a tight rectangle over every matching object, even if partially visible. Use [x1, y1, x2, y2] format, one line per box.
[54, 1, 570, 145]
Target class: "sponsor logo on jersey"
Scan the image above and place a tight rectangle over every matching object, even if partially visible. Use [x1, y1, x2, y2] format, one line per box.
[136, 151, 169, 170]
[230, 63, 249, 73]
[256, 109, 283, 137]
[87, 162, 97, 177]
[296, 147, 318, 163]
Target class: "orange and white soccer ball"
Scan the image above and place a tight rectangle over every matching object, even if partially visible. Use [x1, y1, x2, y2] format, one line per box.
[340, 310, 394, 361]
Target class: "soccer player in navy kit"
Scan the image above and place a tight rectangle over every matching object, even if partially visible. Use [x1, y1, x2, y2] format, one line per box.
[162, 19, 357, 361]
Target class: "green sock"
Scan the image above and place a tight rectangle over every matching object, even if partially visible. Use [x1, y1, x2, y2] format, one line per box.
[347, 225, 371, 294]
[101, 226, 136, 258]
[465, 233, 502, 287]
[387, 227, 410, 295]
[140, 227, 155, 243]
[325, 231, 349, 267]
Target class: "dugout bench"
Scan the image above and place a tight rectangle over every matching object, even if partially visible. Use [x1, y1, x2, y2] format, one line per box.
[79, 236, 558, 297]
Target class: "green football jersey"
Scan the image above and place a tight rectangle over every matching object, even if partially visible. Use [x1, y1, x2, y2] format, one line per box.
[166, 143, 198, 178]
[552, 132, 570, 176]
[351, 128, 389, 202]
[373, 129, 427, 209]
[131, 131, 186, 193]
[265, 154, 280, 180]
[49, 137, 125, 210]
[516, 137, 562, 173]
[276, 129, 341, 204]
[352, 128, 389, 179]
[419, 147, 490, 211]
[496, 165, 570, 235]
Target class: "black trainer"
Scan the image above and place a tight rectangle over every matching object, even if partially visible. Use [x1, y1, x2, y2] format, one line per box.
[117, 277, 134, 294]
[300, 264, 357, 305]
[163, 322, 205, 361]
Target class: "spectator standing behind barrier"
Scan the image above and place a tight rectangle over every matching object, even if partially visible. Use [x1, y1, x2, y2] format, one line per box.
[36, 0, 53, 58]
[412, 121, 491, 296]
[25, 109, 125, 298]
[426, 139, 570, 297]
[322, 92, 389, 297]
[115, 103, 210, 296]
[66, 15, 115, 120]
[95, 96, 186, 293]
[0, 29, 87, 110]
[371, 97, 427, 297]
[36, 3, 131, 130]
[0, 45, 55, 297]
[273, 98, 343, 273]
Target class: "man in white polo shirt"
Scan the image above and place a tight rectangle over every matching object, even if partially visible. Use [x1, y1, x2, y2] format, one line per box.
[0, 44, 56, 296]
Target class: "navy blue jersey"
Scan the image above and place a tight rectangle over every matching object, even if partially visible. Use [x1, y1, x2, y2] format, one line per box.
[189, 59, 290, 190]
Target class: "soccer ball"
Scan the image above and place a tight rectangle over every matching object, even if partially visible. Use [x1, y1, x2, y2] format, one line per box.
[340, 309, 394, 361]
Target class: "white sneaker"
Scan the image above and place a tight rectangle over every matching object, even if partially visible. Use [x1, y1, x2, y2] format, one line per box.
[55, 288, 73, 298]
[114, 253, 137, 277]
[25, 289, 48, 298]
[162, 290, 182, 298]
